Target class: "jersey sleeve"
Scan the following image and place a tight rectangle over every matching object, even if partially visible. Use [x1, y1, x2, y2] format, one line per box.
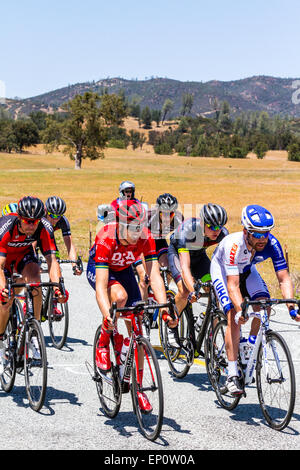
[58, 216, 71, 237]
[0, 216, 17, 258]
[39, 220, 57, 256]
[142, 231, 158, 263]
[223, 239, 241, 276]
[94, 226, 116, 269]
[269, 236, 288, 272]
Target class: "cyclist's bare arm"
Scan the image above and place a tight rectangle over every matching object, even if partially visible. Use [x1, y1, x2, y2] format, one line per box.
[276, 269, 300, 321]
[227, 274, 247, 324]
[46, 253, 62, 284]
[95, 267, 113, 329]
[63, 235, 81, 274]
[179, 251, 197, 301]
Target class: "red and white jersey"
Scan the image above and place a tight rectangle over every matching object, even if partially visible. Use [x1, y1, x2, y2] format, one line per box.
[89, 223, 157, 272]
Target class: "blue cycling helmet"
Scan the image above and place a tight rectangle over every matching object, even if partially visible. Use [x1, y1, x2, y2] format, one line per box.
[241, 205, 275, 232]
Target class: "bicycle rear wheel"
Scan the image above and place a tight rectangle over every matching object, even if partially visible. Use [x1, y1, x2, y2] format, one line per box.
[158, 289, 176, 355]
[48, 290, 69, 349]
[209, 320, 241, 410]
[162, 306, 194, 379]
[24, 319, 47, 412]
[131, 336, 164, 441]
[256, 330, 296, 431]
[0, 317, 16, 393]
[93, 326, 121, 419]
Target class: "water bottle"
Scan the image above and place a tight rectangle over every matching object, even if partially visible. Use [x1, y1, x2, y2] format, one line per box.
[119, 337, 130, 380]
[245, 335, 256, 360]
[195, 313, 205, 333]
[239, 337, 248, 367]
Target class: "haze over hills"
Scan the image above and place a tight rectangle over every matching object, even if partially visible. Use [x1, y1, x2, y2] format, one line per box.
[2, 75, 300, 118]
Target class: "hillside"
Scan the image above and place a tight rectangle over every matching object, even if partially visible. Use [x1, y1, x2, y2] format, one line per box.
[2, 75, 300, 118]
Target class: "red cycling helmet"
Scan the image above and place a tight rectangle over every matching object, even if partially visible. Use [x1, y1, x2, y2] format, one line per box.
[115, 199, 147, 226]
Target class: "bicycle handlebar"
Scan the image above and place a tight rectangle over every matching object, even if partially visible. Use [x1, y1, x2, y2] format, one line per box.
[234, 297, 300, 324]
[6, 276, 66, 299]
[109, 298, 176, 323]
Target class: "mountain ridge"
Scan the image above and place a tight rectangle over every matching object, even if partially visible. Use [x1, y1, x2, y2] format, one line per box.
[2, 75, 300, 118]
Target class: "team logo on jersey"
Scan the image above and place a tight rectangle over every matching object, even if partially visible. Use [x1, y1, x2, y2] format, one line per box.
[229, 243, 238, 265]
[111, 251, 136, 266]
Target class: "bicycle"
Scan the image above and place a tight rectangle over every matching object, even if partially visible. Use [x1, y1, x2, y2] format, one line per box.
[161, 279, 226, 379]
[209, 297, 297, 431]
[89, 299, 175, 441]
[0, 274, 66, 411]
[39, 255, 83, 349]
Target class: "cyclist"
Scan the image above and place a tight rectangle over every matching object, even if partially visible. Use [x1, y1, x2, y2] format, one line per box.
[97, 181, 140, 226]
[2, 203, 18, 216]
[111, 181, 138, 210]
[86, 199, 175, 413]
[134, 193, 183, 298]
[210, 204, 300, 396]
[0, 196, 68, 372]
[168, 203, 228, 347]
[45, 196, 82, 276]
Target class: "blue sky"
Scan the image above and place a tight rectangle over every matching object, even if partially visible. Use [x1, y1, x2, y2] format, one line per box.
[1, 0, 299, 98]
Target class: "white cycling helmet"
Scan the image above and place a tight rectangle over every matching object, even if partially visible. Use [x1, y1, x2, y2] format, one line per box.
[241, 205, 275, 232]
[119, 181, 135, 199]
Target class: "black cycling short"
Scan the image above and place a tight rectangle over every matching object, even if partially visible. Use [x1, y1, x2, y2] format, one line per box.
[168, 243, 211, 284]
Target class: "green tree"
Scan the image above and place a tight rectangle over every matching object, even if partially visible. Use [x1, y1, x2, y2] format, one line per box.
[181, 93, 194, 116]
[100, 93, 127, 126]
[129, 130, 141, 150]
[12, 120, 39, 152]
[161, 99, 174, 124]
[141, 106, 152, 128]
[288, 141, 300, 161]
[61, 92, 108, 169]
[151, 109, 161, 127]
[254, 141, 268, 159]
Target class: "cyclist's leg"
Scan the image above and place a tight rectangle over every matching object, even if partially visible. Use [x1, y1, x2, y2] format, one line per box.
[168, 244, 189, 314]
[17, 251, 42, 320]
[244, 266, 270, 336]
[134, 257, 148, 300]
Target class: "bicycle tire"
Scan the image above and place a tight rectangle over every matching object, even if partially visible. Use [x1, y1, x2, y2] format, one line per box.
[24, 318, 47, 412]
[256, 330, 296, 431]
[48, 289, 69, 349]
[0, 316, 16, 393]
[131, 336, 164, 441]
[93, 326, 121, 419]
[209, 320, 241, 410]
[163, 306, 194, 379]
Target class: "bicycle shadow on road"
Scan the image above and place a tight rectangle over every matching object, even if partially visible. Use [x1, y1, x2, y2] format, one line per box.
[44, 335, 89, 352]
[167, 369, 213, 393]
[0, 384, 82, 415]
[98, 409, 191, 446]
[214, 399, 300, 435]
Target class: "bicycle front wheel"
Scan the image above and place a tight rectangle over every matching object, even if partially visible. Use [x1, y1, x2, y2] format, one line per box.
[256, 330, 296, 431]
[162, 307, 194, 379]
[48, 290, 69, 349]
[131, 336, 164, 441]
[209, 320, 241, 411]
[93, 326, 121, 419]
[24, 319, 47, 412]
[0, 317, 16, 393]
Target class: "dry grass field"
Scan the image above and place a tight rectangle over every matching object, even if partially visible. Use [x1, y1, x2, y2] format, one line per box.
[0, 144, 299, 297]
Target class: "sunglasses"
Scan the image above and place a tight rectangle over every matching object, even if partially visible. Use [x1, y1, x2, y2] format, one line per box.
[21, 218, 39, 226]
[48, 212, 61, 220]
[248, 230, 270, 239]
[127, 223, 144, 233]
[206, 223, 222, 231]
[159, 211, 175, 218]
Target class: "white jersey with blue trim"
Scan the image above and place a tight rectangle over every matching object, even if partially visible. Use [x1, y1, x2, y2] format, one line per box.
[212, 231, 288, 274]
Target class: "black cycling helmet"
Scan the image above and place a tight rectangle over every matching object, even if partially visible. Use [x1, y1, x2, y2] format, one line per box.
[45, 196, 66, 216]
[156, 193, 178, 212]
[17, 196, 45, 220]
[200, 203, 227, 227]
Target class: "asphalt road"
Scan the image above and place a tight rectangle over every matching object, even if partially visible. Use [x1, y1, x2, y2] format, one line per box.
[0, 264, 300, 452]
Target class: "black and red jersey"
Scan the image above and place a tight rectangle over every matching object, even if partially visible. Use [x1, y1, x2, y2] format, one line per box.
[53, 215, 71, 237]
[0, 215, 57, 269]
